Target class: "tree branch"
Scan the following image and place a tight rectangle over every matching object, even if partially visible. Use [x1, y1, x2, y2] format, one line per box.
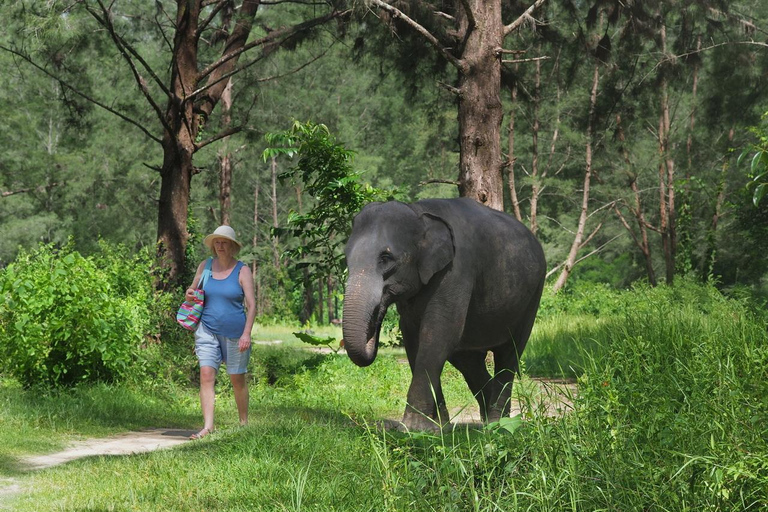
[502, 56, 550, 64]
[458, 0, 475, 32]
[0, 44, 162, 144]
[579, 221, 603, 249]
[143, 162, 162, 173]
[196, 8, 349, 83]
[504, 0, 547, 37]
[574, 233, 623, 265]
[198, 0, 228, 36]
[195, 126, 242, 151]
[613, 203, 642, 248]
[420, 178, 461, 187]
[252, 45, 332, 83]
[91, 1, 171, 97]
[2, 183, 59, 198]
[87, 1, 172, 135]
[367, 0, 466, 72]
[437, 81, 462, 96]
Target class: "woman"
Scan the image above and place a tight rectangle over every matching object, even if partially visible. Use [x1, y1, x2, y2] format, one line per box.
[186, 225, 256, 440]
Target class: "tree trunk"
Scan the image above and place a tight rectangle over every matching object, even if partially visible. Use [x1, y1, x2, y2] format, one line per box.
[253, 181, 262, 316]
[156, 0, 261, 289]
[687, 35, 701, 174]
[701, 128, 734, 278]
[218, 79, 233, 225]
[456, 0, 504, 211]
[300, 270, 314, 325]
[155, 1, 201, 287]
[506, 64, 522, 221]
[368, 0, 545, 213]
[326, 276, 335, 324]
[658, 15, 676, 284]
[529, 55, 542, 235]
[631, 178, 657, 286]
[317, 278, 324, 323]
[553, 62, 600, 292]
[270, 156, 281, 270]
[615, 114, 657, 286]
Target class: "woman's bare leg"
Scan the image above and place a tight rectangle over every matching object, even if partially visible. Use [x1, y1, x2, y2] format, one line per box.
[230, 373, 249, 426]
[200, 365, 217, 431]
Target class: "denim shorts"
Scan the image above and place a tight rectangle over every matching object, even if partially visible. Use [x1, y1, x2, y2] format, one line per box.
[194, 322, 251, 374]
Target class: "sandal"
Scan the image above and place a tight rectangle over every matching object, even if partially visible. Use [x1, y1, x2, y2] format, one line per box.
[189, 428, 212, 440]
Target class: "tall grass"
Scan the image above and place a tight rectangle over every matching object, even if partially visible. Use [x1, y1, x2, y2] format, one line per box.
[3, 279, 767, 510]
[360, 280, 768, 510]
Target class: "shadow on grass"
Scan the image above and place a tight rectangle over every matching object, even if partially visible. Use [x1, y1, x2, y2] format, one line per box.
[0, 454, 28, 477]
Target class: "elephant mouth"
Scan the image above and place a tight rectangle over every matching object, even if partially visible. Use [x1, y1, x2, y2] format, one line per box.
[361, 300, 390, 365]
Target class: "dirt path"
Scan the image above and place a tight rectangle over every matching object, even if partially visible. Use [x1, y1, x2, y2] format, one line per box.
[0, 429, 192, 509]
[19, 428, 192, 471]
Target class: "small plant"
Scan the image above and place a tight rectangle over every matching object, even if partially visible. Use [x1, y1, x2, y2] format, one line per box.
[740, 111, 768, 206]
[292, 331, 343, 354]
[263, 121, 393, 286]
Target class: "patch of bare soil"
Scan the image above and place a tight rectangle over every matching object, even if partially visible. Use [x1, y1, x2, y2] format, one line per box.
[19, 428, 192, 471]
[0, 429, 192, 508]
[450, 378, 577, 427]
[377, 378, 577, 430]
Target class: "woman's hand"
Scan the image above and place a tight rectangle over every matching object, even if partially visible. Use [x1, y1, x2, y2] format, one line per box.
[185, 288, 196, 302]
[238, 333, 252, 352]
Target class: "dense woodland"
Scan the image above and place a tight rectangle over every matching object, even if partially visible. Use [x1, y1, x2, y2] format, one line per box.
[2, 0, 768, 323]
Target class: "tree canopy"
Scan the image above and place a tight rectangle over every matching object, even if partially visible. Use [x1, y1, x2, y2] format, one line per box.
[2, 0, 768, 318]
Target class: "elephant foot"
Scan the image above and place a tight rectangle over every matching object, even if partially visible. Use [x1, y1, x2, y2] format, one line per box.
[484, 403, 511, 424]
[402, 408, 450, 432]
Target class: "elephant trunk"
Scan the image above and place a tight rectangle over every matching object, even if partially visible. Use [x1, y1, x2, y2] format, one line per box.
[342, 273, 386, 367]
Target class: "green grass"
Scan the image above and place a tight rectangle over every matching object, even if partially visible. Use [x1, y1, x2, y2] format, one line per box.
[2, 280, 768, 510]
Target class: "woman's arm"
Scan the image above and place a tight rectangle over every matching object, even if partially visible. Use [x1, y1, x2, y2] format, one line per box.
[184, 260, 206, 302]
[238, 264, 257, 351]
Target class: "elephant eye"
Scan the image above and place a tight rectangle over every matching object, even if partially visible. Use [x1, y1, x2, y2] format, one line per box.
[378, 252, 397, 275]
[378, 252, 394, 265]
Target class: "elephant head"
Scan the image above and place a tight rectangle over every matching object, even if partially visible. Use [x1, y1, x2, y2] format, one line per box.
[342, 201, 454, 367]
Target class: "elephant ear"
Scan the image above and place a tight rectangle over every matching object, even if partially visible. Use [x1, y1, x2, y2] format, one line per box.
[417, 213, 455, 285]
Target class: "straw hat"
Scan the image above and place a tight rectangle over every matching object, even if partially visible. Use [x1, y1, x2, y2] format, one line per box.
[203, 225, 242, 252]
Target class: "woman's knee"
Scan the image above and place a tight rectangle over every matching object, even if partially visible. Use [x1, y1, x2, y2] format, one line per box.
[229, 373, 246, 389]
[200, 366, 217, 384]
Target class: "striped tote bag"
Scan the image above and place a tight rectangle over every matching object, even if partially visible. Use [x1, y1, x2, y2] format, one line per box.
[176, 258, 212, 331]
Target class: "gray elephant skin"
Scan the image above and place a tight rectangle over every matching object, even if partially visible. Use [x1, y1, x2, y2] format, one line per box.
[342, 197, 546, 431]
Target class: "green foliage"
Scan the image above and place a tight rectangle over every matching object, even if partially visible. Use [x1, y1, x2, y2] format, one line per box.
[740, 112, 768, 206]
[0, 241, 153, 387]
[292, 331, 342, 353]
[263, 121, 394, 284]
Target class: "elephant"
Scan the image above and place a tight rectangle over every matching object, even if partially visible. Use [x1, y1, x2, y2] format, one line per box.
[342, 197, 546, 431]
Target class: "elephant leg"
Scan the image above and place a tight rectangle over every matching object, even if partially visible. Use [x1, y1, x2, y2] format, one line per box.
[448, 351, 496, 422]
[400, 288, 469, 431]
[403, 355, 449, 431]
[488, 335, 528, 422]
[398, 312, 419, 373]
[487, 298, 542, 421]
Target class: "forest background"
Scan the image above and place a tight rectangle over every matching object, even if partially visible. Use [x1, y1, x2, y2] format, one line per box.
[1, 0, 768, 326]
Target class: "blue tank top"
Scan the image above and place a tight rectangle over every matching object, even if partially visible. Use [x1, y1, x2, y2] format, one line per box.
[201, 260, 246, 338]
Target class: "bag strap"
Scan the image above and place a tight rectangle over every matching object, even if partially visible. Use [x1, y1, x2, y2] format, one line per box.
[199, 258, 213, 290]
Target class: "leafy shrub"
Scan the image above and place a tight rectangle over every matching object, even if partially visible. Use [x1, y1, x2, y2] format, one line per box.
[0, 242, 153, 387]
